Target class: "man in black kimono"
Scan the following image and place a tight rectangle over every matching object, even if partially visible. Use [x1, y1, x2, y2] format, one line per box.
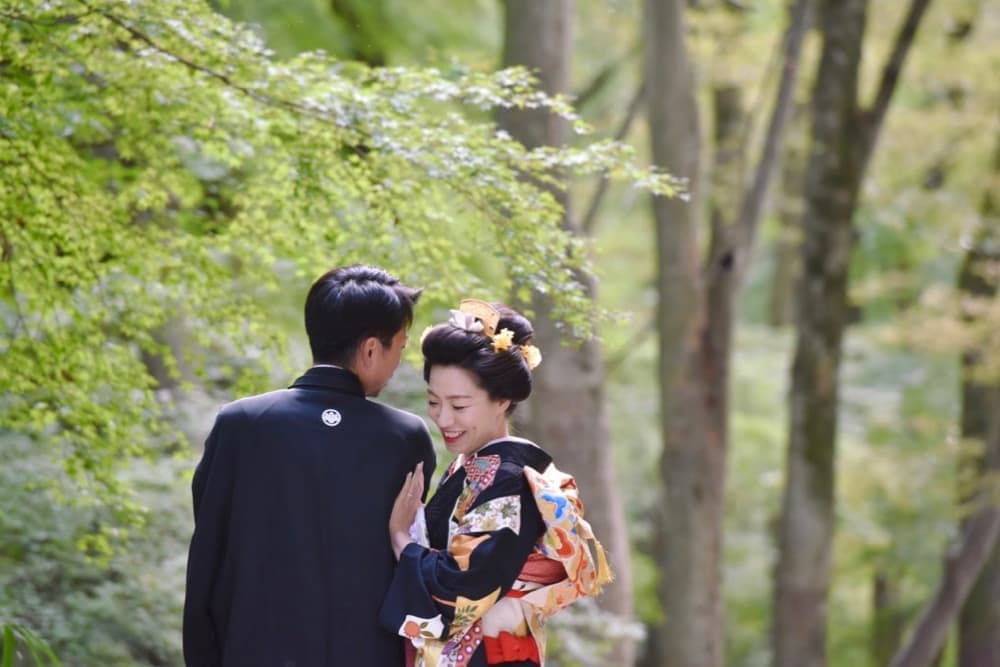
[183, 264, 436, 667]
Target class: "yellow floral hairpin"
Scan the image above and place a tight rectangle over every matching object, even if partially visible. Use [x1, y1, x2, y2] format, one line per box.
[521, 344, 542, 370]
[491, 328, 514, 352]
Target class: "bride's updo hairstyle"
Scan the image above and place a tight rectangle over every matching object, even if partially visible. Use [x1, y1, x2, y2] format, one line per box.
[421, 303, 537, 415]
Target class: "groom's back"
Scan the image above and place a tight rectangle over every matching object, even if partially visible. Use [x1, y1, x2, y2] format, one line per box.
[184, 367, 435, 667]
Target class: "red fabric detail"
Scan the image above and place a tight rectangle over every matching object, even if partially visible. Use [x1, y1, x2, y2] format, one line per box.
[517, 552, 566, 585]
[483, 632, 540, 664]
[463, 454, 501, 492]
[404, 640, 416, 667]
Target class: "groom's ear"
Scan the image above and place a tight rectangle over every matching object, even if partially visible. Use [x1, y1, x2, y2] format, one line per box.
[355, 336, 380, 369]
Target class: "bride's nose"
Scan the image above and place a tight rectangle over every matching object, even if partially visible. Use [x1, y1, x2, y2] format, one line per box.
[435, 405, 454, 427]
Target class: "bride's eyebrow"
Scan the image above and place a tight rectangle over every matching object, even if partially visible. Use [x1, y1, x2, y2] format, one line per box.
[427, 390, 474, 400]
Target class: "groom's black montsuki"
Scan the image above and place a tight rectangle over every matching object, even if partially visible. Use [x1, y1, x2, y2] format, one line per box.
[184, 366, 435, 667]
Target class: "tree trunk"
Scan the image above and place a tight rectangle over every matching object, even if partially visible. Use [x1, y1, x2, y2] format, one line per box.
[497, 2, 636, 664]
[772, 0, 934, 663]
[957, 132, 1000, 667]
[643, 0, 717, 663]
[642, 1, 811, 663]
[772, 2, 868, 667]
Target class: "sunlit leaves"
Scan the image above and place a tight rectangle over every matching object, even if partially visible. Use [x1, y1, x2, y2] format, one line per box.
[0, 0, 674, 519]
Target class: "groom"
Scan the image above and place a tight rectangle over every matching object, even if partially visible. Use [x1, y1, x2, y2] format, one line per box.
[183, 264, 436, 666]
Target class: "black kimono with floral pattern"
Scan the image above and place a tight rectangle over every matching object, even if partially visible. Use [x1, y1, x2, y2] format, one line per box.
[380, 437, 553, 667]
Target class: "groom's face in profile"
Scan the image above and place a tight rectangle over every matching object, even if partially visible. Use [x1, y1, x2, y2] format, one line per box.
[361, 327, 408, 397]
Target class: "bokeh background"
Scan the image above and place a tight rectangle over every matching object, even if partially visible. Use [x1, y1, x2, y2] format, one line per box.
[1, 1, 998, 665]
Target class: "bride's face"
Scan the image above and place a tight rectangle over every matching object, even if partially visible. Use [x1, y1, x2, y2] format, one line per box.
[426, 365, 510, 456]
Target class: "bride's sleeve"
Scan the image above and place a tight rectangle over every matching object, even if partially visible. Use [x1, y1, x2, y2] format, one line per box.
[379, 473, 543, 644]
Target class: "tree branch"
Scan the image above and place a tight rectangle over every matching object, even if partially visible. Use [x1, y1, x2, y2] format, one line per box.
[91, 7, 320, 119]
[733, 0, 813, 279]
[581, 83, 645, 235]
[861, 0, 933, 169]
[603, 313, 655, 377]
[888, 512, 1000, 667]
[573, 42, 641, 112]
[0, 10, 90, 26]
[888, 401, 1000, 667]
[733, 0, 784, 196]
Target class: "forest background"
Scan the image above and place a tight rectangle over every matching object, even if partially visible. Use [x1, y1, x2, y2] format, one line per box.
[1, 0, 997, 666]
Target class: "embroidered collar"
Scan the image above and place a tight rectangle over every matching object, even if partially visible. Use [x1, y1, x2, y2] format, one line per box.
[463, 454, 501, 493]
[441, 436, 540, 485]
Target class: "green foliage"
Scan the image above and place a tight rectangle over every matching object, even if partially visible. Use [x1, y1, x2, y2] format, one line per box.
[829, 340, 961, 666]
[1, 621, 61, 667]
[221, 0, 502, 65]
[848, 1, 998, 323]
[0, 432, 190, 666]
[4, 1, 994, 664]
[722, 326, 794, 667]
[0, 0, 676, 522]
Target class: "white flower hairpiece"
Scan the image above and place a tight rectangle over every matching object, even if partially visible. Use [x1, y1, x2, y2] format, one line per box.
[447, 309, 484, 334]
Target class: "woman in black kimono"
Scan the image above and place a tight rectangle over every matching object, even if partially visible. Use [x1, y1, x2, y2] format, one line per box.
[381, 300, 611, 667]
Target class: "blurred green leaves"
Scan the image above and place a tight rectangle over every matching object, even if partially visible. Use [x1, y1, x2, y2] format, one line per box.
[1, 622, 61, 667]
[0, 0, 674, 522]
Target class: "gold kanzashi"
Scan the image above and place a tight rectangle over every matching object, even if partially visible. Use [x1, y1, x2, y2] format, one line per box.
[458, 299, 500, 337]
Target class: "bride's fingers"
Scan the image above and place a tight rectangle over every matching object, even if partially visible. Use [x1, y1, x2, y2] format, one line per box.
[394, 472, 413, 504]
[390, 472, 419, 532]
[409, 465, 424, 498]
[399, 470, 422, 509]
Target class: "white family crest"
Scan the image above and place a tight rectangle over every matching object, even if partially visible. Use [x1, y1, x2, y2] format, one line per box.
[321, 409, 342, 427]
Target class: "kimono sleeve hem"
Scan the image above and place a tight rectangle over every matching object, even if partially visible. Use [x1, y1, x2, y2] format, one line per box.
[379, 543, 448, 639]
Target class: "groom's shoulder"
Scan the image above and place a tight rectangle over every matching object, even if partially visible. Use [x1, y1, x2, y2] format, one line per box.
[216, 388, 292, 419]
[369, 401, 428, 434]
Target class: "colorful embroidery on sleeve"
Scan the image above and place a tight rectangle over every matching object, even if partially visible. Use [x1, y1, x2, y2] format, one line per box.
[454, 495, 522, 536]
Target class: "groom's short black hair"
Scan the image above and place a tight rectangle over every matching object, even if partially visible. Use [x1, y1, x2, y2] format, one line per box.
[305, 264, 422, 366]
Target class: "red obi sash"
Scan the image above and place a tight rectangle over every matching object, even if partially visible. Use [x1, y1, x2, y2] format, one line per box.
[516, 552, 566, 585]
[483, 632, 540, 664]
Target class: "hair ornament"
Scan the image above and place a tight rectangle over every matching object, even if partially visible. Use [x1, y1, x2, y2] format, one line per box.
[521, 344, 542, 370]
[491, 328, 515, 352]
[447, 309, 484, 334]
[458, 299, 500, 337]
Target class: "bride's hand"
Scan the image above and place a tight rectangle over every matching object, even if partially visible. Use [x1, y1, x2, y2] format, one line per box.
[389, 464, 424, 559]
